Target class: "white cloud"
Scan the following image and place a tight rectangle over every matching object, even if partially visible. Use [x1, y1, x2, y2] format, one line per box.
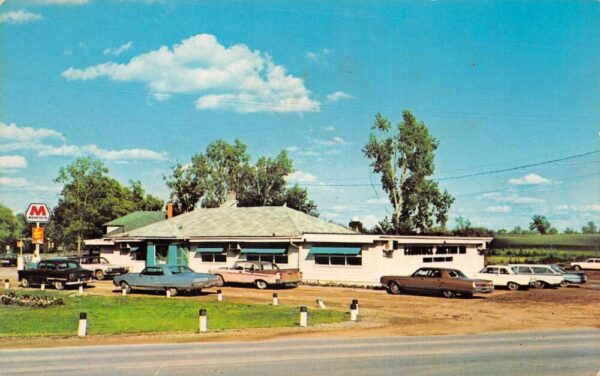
[37, 144, 169, 161]
[313, 136, 348, 146]
[0, 177, 28, 187]
[479, 192, 545, 205]
[286, 146, 299, 152]
[324, 125, 335, 132]
[326, 91, 353, 103]
[151, 92, 171, 102]
[0, 10, 43, 24]
[285, 171, 317, 183]
[103, 41, 133, 56]
[485, 206, 511, 213]
[359, 214, 380, 229]
[63, 34, 319, 113]
[367, 197, 388, 205]
[306, 52, 318, 62]
[508, 173, 551, 185]
[555, 204, 600, 213]
[0, 156, 28, 169]
[0, 121, 65, 142]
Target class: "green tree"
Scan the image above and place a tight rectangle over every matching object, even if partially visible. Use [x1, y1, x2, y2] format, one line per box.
[165, 140, 318, 216]
[582, 221, 598, 234]
[363, 111, 454, 234]
[0, 204, 20, 252]
[529, 215, 551, 235]
[129, 180, 164, 211]
[563, 227, 578, 234]
[548, 227, 558, 235]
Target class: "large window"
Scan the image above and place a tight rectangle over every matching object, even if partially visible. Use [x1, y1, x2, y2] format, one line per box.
[196, 246, 227, 263]
[245, 253, 288, 264]
[201, 253, 227, 263]
[314, 254, 362, 266]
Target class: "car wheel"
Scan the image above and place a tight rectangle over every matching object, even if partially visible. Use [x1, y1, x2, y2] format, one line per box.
[560, 280, 568, 287]
[53, 281, 65, 290]
[215, 274, 225, 287]
[20, 277, 30, 288]
[533, 281, 545, 289]
[388, 282, 402, 295]
[573, 265, 581, 271]
[167, 287, 178, 297]
[95, 270, 105, 280]
[442, 290, 455, 298]
[120, 281, 131, 294]
[507, 282, 520, 291]
[255, 280, 268, 290]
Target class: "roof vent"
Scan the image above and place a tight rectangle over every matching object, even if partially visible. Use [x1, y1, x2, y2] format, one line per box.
[349, 217, 363, 233]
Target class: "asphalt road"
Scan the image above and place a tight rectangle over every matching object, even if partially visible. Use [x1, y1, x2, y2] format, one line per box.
[1, 330, 599, 376]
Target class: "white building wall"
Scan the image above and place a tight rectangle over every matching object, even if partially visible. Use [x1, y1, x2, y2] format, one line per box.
[99, 249, 146, 273]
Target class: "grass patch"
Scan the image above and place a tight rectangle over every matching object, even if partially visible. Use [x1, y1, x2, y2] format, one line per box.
[492, 234, 600, 251]
[0, 291, 345, 337]
[486, 248, 600, 265]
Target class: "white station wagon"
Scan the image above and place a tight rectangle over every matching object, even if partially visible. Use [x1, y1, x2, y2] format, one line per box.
[570, 258, 600, 271]
[508, 264, 565, 289]
[476, 265, 535, 291]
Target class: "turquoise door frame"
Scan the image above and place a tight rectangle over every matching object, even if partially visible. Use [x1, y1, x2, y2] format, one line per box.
[167, 244, 178, 266]
[146, 242, 156, 267]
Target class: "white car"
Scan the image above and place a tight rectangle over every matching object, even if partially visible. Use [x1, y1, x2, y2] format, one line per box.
[570, 258, 600, 271]
[508, 264, 564, 289]
[77, 256, 129, 280]
[476, 265, 535, 291]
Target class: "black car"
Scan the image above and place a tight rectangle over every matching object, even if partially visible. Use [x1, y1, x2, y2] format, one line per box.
[0, 253, 17, 267]
[18, 258, 94, 290]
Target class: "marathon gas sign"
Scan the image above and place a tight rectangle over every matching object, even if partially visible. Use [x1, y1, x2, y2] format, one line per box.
[25, 203, 51, 224]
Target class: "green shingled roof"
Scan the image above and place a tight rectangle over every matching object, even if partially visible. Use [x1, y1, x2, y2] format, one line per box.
[104, 211, 166, 235]
[110, 206, 355, 239]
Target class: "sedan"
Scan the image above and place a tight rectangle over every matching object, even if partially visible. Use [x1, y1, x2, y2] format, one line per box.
[113, 265, 218, 296]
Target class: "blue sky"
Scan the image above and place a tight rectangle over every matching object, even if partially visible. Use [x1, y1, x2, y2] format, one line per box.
[1, 0, 599, 231]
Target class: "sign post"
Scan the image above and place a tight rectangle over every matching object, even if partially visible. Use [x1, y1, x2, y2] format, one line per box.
[25, 203, 51, 262]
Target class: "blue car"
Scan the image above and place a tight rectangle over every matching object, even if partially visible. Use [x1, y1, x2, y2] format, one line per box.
[113, 265, 218, 296]
[549, 264, 588, 286]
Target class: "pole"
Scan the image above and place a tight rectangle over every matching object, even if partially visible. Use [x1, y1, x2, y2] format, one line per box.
[34, 222, 40, 260]
[199, 309, 207, 333]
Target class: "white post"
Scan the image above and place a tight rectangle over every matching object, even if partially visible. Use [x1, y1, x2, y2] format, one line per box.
[4, 279, 9, 290]
[199, 309, 207, 333]
[350, 303, 358, 322]
[79, 285, 83, 294]
[300, 306, 308, 327]
[16, 256, 24, 271]
[41, 283, 45, 291]
[166, 289, 171, 298]
[217, 289, 223, 302]
[352, 299, 359, 316]
[122, 287, 127, 296]
[272, 293, 279, 306]
[316, 299, 327, 309]
[78, 312, 87, 337]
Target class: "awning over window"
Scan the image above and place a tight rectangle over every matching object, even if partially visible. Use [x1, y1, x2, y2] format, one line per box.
[309, 247, 361, 255]
[241, 248, 287, 254]
[195, 247, 225, 253]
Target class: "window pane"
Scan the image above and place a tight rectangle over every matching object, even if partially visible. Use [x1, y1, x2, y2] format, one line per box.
[347, 256, 362, 266]
[246, 254, 259, 261]
[201, 254, 213, 262]
[214, 254, 227, 263]
[274, 255, 288, 264]
[330, 256, 345, 265]
[314, 255, 329, 265]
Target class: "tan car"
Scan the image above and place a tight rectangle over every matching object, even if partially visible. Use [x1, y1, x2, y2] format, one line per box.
[209, 261, 302, 289]
[381, 267, 494, 298]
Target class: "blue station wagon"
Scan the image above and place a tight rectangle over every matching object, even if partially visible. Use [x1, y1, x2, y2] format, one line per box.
[113, 265, 218, 296]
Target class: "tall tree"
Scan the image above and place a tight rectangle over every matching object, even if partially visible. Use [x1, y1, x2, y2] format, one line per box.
[529, 215, 551, 235]
[129, 180, 164, 211]
[0, 204, 20, 252]
[165, 139, 318, 216]
[363, 111, 454, 234]
[582, 221, 598, 234]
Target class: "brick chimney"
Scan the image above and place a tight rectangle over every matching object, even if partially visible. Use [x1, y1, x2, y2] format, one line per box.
[221, 191, 238, 208]
[349, 216, 363, 232]
[167, 202, 173, 219]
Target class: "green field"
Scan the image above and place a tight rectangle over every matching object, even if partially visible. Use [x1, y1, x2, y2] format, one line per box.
[486, 248, 599, 265]
[0, 291, 345, 337]
[491, 234, 600, 251]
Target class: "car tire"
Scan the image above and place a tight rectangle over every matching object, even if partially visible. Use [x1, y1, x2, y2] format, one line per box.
[167, 287, 178, 297]
[215, 274, 225, 287]
[560, 280, 568, 287]
[573, 265, 581, 271]
[53, 281, 65, 290]
[95, 270, 105, 280]
[120, 281, 131, 294]
[387, 282, 402, 295]
[442, 290, 455, 298]
[533, 281, 545, 289]
[20, 277, 30, 288]
[255, 280, 268, 290]
[507, 282, 520, 291]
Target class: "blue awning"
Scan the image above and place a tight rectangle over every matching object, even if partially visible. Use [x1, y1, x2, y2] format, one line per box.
[309, 247, 361, 255]
[240, 248, 287, 254]
[195, 247, 225, 253]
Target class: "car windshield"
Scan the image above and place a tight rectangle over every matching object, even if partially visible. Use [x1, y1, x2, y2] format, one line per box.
[550, 265, 566, 273]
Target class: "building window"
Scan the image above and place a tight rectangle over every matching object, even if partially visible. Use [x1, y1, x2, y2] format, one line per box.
[314, 254, 362, 266]
[404, 246, 434, 256]
[200, 253, 227, 263]
[245, 253, 288, 264]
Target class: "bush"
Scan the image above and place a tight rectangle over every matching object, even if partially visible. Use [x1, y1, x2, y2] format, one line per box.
[0, 292, 64, 308]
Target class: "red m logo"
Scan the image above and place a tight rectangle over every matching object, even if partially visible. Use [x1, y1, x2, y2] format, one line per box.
[29, 205, 47, 217]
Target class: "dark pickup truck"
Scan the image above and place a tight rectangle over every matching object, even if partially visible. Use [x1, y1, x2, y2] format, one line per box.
[18, 258, 94, 290]
[381, 267, 494, 298]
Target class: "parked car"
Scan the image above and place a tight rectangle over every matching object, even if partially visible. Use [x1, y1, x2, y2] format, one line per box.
[18, 258, 94, 290]
[548, 264, 588, 286]
[0, 253, 17, 267]
[74, 255, 129, 280]
[475, 265, 535, 290]
[508, 264, 564, 289]
[381, 267, 494, 298]
[570, 258, 600, 271]
[209, 261, 302, 289]
[113, 265, 218, 296]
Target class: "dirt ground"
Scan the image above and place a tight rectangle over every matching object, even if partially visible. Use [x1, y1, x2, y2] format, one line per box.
[1, 268, 599, 348]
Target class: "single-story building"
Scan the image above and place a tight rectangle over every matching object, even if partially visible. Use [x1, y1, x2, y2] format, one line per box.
[91, 204, 491, 286]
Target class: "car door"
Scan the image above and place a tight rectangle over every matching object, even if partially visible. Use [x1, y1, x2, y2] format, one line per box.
[140, 267, 164, 288]
[406, 268, 430, 290]
[31, 261, 46, 284]
[425, 269, 444, 291]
